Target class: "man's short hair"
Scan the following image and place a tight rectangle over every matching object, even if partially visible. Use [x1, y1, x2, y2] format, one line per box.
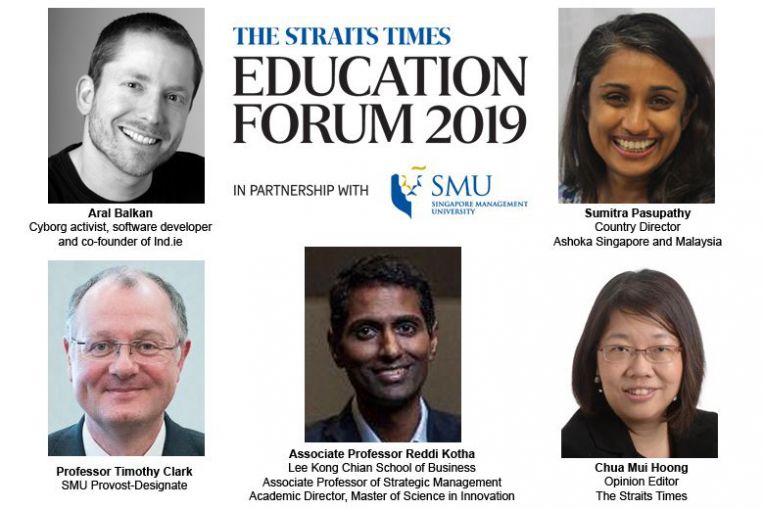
[88, 12, 203, 99]
[66, 266, 189, 342]
[329, 255, 436, 340]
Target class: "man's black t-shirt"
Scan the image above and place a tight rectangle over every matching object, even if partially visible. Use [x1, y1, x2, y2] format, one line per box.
[48, 144, 204, 204]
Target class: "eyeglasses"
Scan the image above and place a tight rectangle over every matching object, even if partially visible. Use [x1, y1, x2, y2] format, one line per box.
[70, 339, 180, 364]
[599, 344, 682, 364]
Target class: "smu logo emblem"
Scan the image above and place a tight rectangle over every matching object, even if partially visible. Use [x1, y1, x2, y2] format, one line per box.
[391, 166, 426, 218]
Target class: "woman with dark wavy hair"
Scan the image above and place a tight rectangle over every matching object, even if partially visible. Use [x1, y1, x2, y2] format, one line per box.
[559, 13, 714, 203]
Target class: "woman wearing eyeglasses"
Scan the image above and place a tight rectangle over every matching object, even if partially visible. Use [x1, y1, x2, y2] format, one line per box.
[562, 269, 717, 458]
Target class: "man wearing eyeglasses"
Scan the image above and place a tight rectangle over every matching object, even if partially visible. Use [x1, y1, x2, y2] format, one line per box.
[48, 266, 204, 456]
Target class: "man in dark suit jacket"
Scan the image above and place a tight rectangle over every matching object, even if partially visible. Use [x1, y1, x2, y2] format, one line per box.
[306, 255, 461, 443]
[306, 400, 460, 442]
[49, 266, 204, 456]
[49, 414, 204, 456]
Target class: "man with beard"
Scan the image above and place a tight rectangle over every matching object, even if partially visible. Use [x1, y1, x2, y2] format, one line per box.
[48, 12, 204, 203]
[305, 255, 461, 442]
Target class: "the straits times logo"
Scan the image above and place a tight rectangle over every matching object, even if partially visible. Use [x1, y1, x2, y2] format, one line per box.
[391, 166, 527, 218]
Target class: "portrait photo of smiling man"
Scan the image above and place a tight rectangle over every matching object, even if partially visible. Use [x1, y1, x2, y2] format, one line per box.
[48, 262, 204, 456]
[305, 248, 461, 443]
[48, 9, 204, 203]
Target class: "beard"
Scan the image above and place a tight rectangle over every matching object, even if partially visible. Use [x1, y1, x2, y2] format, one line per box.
[87, 101, 178, 178]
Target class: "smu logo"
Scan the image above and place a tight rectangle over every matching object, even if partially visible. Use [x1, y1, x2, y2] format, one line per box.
[391, 166, 494, 218]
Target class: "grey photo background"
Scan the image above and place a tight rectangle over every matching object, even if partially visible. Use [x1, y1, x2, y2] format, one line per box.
[48, 8, 205, 157]
[48, 260, 205, 433]
[305, 247, 461, 427]
[558, 8, 715, 135]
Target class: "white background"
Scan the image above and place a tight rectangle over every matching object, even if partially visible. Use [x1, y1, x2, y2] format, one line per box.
[1, 0, 758, 507]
